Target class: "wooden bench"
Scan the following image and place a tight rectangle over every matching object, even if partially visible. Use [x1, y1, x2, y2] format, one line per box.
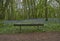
[14, 24, 44, 33]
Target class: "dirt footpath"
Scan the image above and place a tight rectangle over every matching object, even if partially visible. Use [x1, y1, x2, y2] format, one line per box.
[0, 32, 60, 41]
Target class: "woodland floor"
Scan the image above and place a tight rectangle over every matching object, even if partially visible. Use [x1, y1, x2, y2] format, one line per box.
[0, 32, 60, 41]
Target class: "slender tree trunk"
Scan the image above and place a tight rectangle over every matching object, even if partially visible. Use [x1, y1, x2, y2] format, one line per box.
[45, 0, 48, 21]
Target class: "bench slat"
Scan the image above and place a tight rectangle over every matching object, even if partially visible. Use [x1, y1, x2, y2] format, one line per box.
[14, 24, 44, 26]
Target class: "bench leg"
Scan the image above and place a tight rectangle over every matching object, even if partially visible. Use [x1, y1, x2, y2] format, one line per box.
[37, 26, 40, 31]
[20, 26, 21, 33]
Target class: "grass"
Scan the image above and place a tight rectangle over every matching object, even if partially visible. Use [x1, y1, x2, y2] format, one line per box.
[0, 22, 60, 34]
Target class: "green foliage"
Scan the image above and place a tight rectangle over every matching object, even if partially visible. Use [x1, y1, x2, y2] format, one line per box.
[0, 0, 60, 20]
[0, 23, 60, 34]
